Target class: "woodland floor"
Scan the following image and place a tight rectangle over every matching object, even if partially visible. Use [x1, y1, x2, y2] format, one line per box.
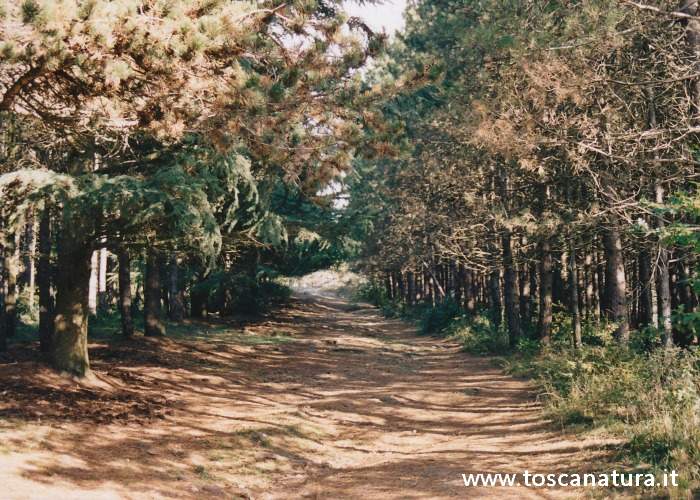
[0, 293, 618, 499]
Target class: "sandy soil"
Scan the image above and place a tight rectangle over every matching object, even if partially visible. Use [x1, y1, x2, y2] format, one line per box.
[0, 293, 615, 499]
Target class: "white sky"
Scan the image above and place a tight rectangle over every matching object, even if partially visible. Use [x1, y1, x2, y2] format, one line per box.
[320, 1, 407, 208]
[343, 0, 407, 36]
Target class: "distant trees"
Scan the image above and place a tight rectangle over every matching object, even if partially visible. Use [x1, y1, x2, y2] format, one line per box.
[354, 0, 700, 348]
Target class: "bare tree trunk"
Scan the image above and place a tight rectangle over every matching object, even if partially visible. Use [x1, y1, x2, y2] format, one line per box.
[0, 239, 5, 352]
[168, 256, 185, 321]
[489, 265, 502, 329]
[465, 269, 476, 314]
[519, 248, 532, 331]
[603, 224, 630, 343]
[38, 209, 53, 355]
[653, 183, 674, 348]
[676, 256, 694, 312]
[584, 251, 595, 322]
[569, 241, 582, 348]
[638, 246, 654, 328]
[21, 215, 37, 312]
[538, 238, 553, 345]
[454, 264, 463, 306]
[4, 229, 19, 339]
[52, 226, 92, 376]
[596, 249, 606, 319]
[407, 271, 415, 306]
[118, 249, 134, 338]
[502, 230, 521, 346]
[88, 250, 98, 316]
[528, 261, 538, 331]
[98, 247, 109, 311]
[144, 250, 165, 337]
[397, 272, 405, 302]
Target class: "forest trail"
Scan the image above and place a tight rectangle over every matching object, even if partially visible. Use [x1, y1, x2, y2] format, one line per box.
[0, 294, 613, 499]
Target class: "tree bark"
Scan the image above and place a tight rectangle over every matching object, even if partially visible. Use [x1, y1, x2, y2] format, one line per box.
[168, 256, 185, 321]
[596, 249, 606, 319]
[407, 271, 415, 306]
[569, 242, 582, 348]
[488, 265, 502, 329]
[98, 247, 109, 311]
[538, 238, 553, 345]
[4, 229, 19, 338]
[519, 263, 531, 331]
[502, 230, 521, 346]
[602, 224, 630, 343]
[118, 249, 134, 338]
[676, 256, 694, 313]
[655, 184, 673, 347]
[52, 228, 92, 376]
[88, 250, 98, 316]
[38, 209, 53, 355]
[584, 251, 596, 322]
[144, 250, 165, 337]
[21, 215, 37, 311]
[0, 241, 5, 352]
[465, 269, 476, 314]
[638, 246, 654, 328]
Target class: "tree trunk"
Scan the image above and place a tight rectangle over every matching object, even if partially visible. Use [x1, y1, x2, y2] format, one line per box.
[4, 229, 19, 339]
[538, 238, 553, 345]
[38, 209, 53, 355]
[454, 264, 464, 306]
[602, 224, 630, 343]
[489, 266, 502, 329]
[676, 256, 694, 313]
[596, 250, 606, 319]
[638, 246, 654, 328]
[0, 242, 5, 352]
[98, 247, 109, 312]
[407, 271, 415, 306]
[21, 215, 37, 312]
[552, 252, 567, 307]
[396, 272, 405, 302]
[502, 230, 521, 346]
[569, 242, 582, 348]
[655, 184, 673, 348]
[519, 262, 533, 332]
[583, 252, 598, 321]
[528, 261, 538, 331]
[144, 250, 165, 337]
[88, 250, 98, 316]
[168, 256, 185, 321]
[190, 273, 207, 318]
[465, 269, 476, 314]
[118, 249, 134, 338]
[52, 229, 92, 376]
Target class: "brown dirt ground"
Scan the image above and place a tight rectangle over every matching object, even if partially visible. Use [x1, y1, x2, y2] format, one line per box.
[0, 294, 617, 499]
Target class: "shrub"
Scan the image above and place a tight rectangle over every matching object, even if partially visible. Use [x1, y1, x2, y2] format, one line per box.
[504, 344, 700, 490]
[194, 270, 292, 316]
[419, 299, 462, 334]
[445, 314, 509, 354]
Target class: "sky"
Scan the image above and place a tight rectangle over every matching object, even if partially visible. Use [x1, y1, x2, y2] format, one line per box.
[343, 0, 408, 36]
[321, 1, 408, 207]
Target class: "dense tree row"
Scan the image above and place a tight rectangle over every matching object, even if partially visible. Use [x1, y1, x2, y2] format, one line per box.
[0, 0, 392, 375]
[353, 0, 700, 348]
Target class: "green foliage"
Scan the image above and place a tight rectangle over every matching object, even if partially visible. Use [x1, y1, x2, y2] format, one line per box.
[418, 299, 462, 335]
[503, 343, 700, 489]
[445, 315, 510, 355]
[193, 270, 291, 316]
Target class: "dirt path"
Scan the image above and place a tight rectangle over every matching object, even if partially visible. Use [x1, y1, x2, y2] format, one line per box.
[0, 294, 613, 499]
